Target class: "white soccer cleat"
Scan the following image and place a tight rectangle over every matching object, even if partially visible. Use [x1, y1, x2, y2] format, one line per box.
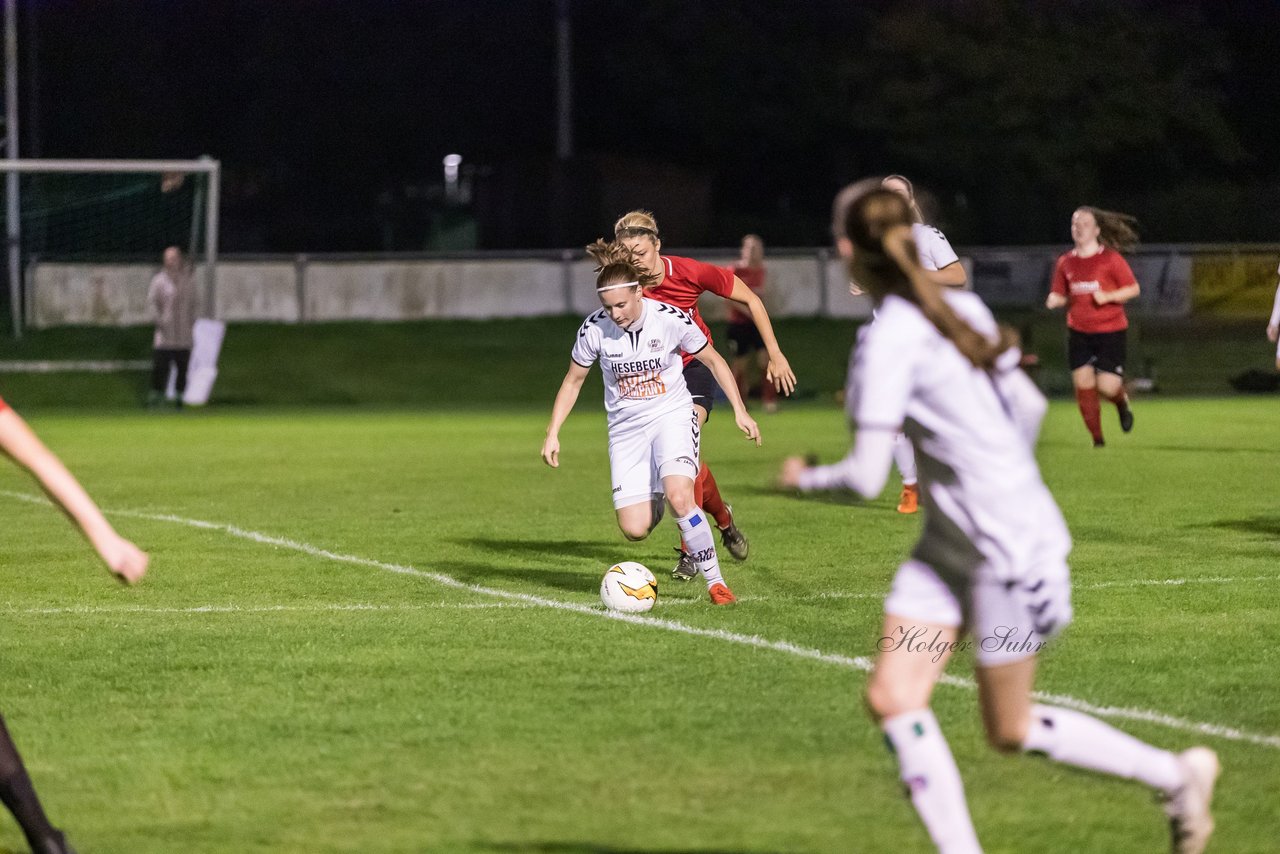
[1164, 747, 1220, 854]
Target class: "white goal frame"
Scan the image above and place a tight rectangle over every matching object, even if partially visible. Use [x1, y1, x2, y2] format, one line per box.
[0, 156, 220, 337]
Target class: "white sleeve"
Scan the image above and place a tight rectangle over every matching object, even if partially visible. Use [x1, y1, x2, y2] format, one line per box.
[1270, 278, 1280, 328]
[914, 225, 959, 272]
[570, 323, 599, 368]
[847, 316, 921, 432]
[797, 429, 895, 498]
[996, 366, 1048, 448]
[676, 309, 709, 355]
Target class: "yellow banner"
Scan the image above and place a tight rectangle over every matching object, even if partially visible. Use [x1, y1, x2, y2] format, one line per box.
[1192, 254, 1279, 316]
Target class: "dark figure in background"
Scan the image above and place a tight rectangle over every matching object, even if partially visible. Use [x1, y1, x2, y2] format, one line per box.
[147, 246, 197, 409]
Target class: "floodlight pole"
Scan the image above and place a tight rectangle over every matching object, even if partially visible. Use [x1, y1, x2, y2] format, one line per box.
[4, 0, 20, 338]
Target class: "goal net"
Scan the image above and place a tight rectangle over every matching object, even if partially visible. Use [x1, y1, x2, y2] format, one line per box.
[0, 158, 220, 334]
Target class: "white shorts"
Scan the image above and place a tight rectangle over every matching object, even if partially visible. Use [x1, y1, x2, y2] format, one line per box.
[884, 555, 1073, 667]
[608, 405, 700, 510]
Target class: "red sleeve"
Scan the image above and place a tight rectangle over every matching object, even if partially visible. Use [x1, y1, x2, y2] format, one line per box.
[693, 258, 735, 298]
[0, 395, 7, 413]
[1107, 252, 1138, 287]
[1050, 255, 1068, 295]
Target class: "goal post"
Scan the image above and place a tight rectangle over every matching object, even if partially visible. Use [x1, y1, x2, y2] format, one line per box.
[0, 156, 220, 337]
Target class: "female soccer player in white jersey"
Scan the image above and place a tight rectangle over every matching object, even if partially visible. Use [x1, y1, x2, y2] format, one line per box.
[0, 394, 148, 854]
[1267, 261, 1280, 370]
[781, 183, 1219, 854]
[878, 175, 967, 515]
[542, 241, 761, 605]
[615, 210, 796, 580]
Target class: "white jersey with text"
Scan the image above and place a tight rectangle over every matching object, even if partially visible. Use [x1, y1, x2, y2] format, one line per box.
[912, 223, 959, 273]
[571, 298, 708, 430]
[848, 290, 1069, 582]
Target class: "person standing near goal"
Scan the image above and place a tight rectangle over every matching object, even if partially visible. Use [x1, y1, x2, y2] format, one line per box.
[879, 175, 967, 514]
[614, 211, 796, 581]
[781, 183, 1219, 854]
[0, 395, 149, 854]
[147, 246, 198, 410]
[1045, 207, 1141, 447]
[542, 240, 761, 605]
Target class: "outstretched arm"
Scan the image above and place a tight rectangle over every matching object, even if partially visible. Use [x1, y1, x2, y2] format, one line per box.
[779, 428, 896, 498]
[725, 277, 797, 395]
[0, 407, 148, 583]
[541, 361, 591, 467]
[1093, 283, 1140, 306]
[692, 346, 760, 446]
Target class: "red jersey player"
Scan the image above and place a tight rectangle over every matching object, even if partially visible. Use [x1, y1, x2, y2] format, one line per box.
[725, 234, 778, 414]
[1046, 206, 1141, 447]
[614, 211, 797, 581]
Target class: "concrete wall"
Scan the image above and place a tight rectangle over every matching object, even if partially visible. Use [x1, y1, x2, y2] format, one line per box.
[27, 245, 1271, 328]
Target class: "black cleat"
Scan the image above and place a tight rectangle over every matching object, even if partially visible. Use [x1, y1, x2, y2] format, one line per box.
[720, 522, 749, 561]
[1118, 404, 1134, 433]
[670, 548, 697, 582]
[35, 831, 77, 854]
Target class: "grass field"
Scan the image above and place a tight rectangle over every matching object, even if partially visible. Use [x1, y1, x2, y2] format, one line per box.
[0, 395, 1277, 853]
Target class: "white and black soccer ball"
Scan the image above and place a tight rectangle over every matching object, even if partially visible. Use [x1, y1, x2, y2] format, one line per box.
[600, 561, 658, 613]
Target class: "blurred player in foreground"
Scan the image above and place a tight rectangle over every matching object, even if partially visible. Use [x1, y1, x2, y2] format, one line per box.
[780, 183, 1218, 854]
[542, 241, 760, 605]
[879, 175, 967, 514]
[615, 210, 795, 581]
[1267, 260, 1280, 370]
[1045, 207, 1141, 447]
[0, 396, 148, 854]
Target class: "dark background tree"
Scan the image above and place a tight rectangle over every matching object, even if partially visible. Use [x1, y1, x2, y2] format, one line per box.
[18, 0, 1280, 250]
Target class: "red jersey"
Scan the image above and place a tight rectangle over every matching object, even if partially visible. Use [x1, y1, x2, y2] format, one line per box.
[0, 395, 7, 413]
[644, 254, 735, 363]
[727, 264, 764, 325]
[1050, 247, 1137, 333]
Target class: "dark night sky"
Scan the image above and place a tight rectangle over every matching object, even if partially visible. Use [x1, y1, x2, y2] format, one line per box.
[19, 0, 1280, 251]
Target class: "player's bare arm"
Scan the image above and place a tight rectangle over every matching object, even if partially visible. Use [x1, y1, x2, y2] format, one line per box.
[1093, 283, 1141, 305]
[692, 345, 761, 446]
[541, 361, 591, 467]
[726, 276, 797, 395]
[0, 407, 148, 584]
[1045, 291, 1067, 309]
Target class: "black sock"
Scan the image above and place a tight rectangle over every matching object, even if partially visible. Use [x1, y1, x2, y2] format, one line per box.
[0, 713, 62, 851]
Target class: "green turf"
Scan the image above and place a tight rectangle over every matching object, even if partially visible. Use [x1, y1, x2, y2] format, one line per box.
[0, 313, 1274, 408]
[0, 398, 1276, 852]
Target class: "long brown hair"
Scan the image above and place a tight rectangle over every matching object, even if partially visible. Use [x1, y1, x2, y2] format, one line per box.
[585, 239, 661, 290]
[1079, 206, 1139, 252]
[836, 182, 1007, 368]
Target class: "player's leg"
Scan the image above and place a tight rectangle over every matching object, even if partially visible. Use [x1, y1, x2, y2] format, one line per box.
[0, 713, 73, 854]
[654, 408, 734, 604]
[1067, 331, 1105, 445]
[973, 556, 1218, 854]
[867, 561, 982, 854]
[892, 434, 919, 514]
[610, 426, 661, 541]
[1094, 331, 1133, 433]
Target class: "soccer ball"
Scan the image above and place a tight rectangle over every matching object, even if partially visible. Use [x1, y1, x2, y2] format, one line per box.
[600, 561, 658, 613]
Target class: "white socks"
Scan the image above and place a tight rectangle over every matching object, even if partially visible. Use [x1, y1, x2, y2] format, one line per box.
[882, 709, 982, 854]
[676, 508, 723, 587]
[892, 432, 917, 485]
[1021, 704, 1183, 794]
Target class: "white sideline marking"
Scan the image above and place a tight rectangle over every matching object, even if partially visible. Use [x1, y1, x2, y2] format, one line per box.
[3, 488, 1278, 751]
[0, 359, 151, 373]
[1, 602, 527, 616]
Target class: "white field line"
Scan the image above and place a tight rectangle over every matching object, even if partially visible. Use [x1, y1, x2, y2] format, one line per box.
[3, 488, 1277, 751]
[1, 602, 528, 616]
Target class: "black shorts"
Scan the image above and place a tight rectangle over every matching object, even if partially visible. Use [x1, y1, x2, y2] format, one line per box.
[683, 358, 716, 416]
[727, 321, 765, 357]
[1067, 329, 1127, 376]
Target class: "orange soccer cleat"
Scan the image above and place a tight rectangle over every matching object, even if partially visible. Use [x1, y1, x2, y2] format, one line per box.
[708, 582, 737, 605]
[896, 483, 919, 515]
